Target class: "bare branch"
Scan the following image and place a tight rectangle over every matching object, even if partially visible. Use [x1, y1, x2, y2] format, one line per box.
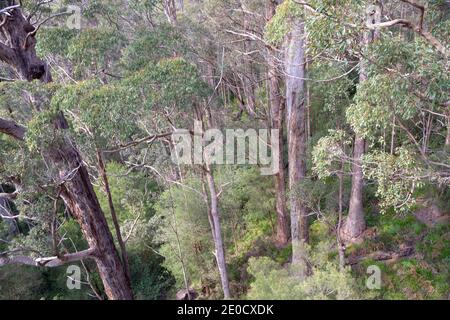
[0, 247, 97, 267]
[0, 5, 20, 16]
[0, 118, 26, 140]
[23, 11, 72, 48]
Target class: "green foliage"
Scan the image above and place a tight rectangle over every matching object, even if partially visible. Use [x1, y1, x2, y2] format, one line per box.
[312, 129, 351, 179]
[67, 29, 127, 78]
[0, 266, 44, 300]
[265, 0, 303, 45]
[124, 57, 210, 111]
[346, 74, 417, 139]
[121, 26, 187, 73]
[95, 162, 174, 299]
[129, 248, 175, 300]
[36, 28, 79, 57]
[247, 244, 361, 300]
[156, 174, 217, 293]
[363, 148, 425, 213]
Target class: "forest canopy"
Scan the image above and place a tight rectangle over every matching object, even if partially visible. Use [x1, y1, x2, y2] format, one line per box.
[0, 0, 448, 301]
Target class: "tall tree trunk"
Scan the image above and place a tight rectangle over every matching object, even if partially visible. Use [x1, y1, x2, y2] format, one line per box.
[285, 18, 308, 276]
[0, 5, 133, 299]
[266, 0, 289, 246]
[200, 110, 231, 299]
[345, 135, 366, 239]
[204, 166, 231, 299]
[344, 5, 381, 240]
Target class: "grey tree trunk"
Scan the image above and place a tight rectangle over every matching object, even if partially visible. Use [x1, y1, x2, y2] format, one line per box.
[285, 19, 309, 276]
[266, 0, 289, 246]
[204, 166, 231, 299]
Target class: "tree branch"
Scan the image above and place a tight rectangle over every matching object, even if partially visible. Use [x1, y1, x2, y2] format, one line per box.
[0, 247, 97, 267]
[0, 118, 26, 140]
[368, 0, 447, 56]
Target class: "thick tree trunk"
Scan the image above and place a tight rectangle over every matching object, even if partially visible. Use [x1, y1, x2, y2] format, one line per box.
[52, 134, 133, 299]
[344, 5, 381, 240]
[344, 135, 366, 239]
[285, 19, 308, 276]
[266, 0, 289, 246]
[0, 5, 133, 299]
[204, 166, 231, 299]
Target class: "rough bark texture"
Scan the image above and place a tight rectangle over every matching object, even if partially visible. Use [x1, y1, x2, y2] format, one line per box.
[285, 19, 308, 274]
[266, 0, 289, 246]
[0, 4, 133, 300]
[96, 150, 132, 289]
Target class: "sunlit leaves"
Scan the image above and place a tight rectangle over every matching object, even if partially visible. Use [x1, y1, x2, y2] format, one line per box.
[363, 148, 424, 213]
[312, 130, 351, 179]
[346, 74, 417, 139]
[121, 26, 187, 73]
[67, 29, 127, 78]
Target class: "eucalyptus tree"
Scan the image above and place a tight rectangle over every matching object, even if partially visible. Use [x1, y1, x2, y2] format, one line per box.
[0, 1, 133, 299]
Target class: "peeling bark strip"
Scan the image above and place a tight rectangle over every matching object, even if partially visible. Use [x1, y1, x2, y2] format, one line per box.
[285, 19, 309, 275]
[0, 3, 133, 300]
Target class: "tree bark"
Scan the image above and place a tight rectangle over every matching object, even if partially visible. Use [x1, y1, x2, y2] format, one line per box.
[345, 135, 366, 239]
[344, 5, 381, 240]
[266, 0, 289, 246]
[204, 166, 231, 299]
[0, 4, 133, 300]
[285, 18, 308, 276]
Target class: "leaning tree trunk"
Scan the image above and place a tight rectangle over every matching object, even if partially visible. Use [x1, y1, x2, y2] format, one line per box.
[204, 165, 231, 299]
[0, 5, 133, 299]
[344, 5, 381, 240]
[266, 0, 289, 246]
[285, 18, 309, 277]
